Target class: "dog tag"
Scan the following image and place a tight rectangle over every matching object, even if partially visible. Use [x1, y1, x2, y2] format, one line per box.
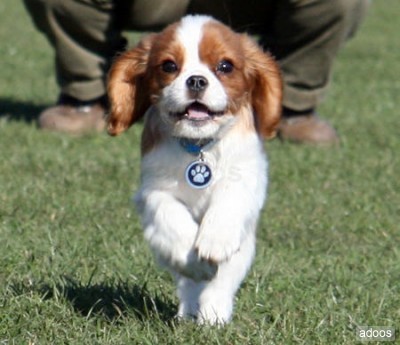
[185, 160, 212, 189]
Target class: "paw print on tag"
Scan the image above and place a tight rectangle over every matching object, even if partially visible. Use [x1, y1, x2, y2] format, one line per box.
[191, 165, 210, 183]
[185, 161, 212, 189]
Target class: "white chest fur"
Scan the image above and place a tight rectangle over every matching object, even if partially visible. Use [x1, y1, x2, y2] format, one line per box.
[136, 130, 267, 222]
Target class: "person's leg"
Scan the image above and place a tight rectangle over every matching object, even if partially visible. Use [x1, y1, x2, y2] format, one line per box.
[23, 0, 124, 101]
[23, 0, 125, 133]
[271, 0, 369, 144]
[264, 0, 369, 113]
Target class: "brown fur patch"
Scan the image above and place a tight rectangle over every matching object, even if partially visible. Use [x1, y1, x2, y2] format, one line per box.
[107, 35, 156, 136]
[199, 21, 250, 115]
[145, 23, 185, 100]
[199, 21, 282, 138]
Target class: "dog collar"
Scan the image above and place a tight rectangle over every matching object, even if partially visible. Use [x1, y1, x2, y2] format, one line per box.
[178, 137, 214, 155]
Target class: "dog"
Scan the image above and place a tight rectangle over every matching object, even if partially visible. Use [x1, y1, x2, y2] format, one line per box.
[107, 15, 282, 324]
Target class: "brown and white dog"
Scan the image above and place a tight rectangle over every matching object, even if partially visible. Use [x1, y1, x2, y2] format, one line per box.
[107, 15, 282, 324]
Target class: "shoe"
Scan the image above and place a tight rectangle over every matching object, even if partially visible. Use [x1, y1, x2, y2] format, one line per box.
[278, 110, 339, 145]
[38, 94, 107, 134]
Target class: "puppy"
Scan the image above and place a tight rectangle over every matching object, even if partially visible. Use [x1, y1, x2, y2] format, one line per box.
[107, 15, 282, 325]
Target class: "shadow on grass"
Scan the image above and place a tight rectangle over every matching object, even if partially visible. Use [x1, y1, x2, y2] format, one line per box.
[0, 97, 46, 123]
[10, 276, 177, 323]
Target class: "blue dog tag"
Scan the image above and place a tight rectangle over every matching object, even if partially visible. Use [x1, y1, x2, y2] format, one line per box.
[185, 160, 212, 189]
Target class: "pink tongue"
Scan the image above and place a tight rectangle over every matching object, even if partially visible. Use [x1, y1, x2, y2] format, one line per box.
[187, 104, 210, 120]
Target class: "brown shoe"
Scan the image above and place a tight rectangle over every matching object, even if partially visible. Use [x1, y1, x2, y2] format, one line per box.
[38, 95, 107, 135]
[278, 111, 339, 145]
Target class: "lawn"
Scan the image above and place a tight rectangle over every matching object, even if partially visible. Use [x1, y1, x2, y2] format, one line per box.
[0, 1, 399, 344]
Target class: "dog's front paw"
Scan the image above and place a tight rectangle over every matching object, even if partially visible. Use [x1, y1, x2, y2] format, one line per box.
[195, 231, 240, 264]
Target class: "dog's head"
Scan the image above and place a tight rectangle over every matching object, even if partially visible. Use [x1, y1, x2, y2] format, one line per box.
[107, 15, 282, 143]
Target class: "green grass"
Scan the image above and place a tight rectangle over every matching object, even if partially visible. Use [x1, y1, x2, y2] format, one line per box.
[1, 1, 399, 344]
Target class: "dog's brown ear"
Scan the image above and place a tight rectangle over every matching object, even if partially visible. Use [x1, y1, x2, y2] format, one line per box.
[107, 34, 156, 136]
[242, 36, 282, 139]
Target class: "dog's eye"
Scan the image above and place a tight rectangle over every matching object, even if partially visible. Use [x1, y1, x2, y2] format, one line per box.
[216, 60, 234, 74]
[161, 60, 178, 73]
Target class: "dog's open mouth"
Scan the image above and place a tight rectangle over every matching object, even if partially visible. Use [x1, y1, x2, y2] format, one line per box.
[172, 102, 224, 122]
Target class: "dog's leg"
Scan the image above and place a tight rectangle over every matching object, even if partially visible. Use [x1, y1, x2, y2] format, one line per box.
[177, 233, 256, 325]
[195, 194, 262, 264]
[194, 153, 267, 265]
[176, 275, 205, 320]
[196, 233, 256, 325]
[137, 190, 217, 281]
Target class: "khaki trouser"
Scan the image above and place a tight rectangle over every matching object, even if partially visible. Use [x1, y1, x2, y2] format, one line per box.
[23, 0, 369, 111]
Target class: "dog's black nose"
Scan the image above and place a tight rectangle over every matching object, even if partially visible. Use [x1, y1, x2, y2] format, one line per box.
[186, 75, 208, 93]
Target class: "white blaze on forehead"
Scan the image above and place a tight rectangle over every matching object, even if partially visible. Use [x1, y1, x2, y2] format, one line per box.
[176, 15, 213, 69]
[158, 14, 228, 138]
